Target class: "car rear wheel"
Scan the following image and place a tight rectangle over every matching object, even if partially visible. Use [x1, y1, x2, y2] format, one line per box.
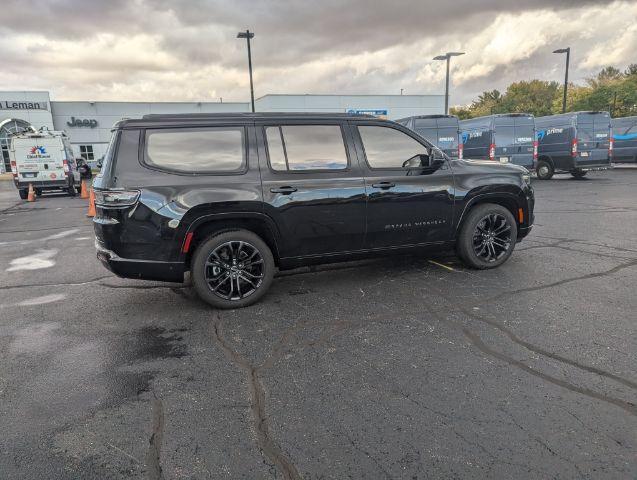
[456, 203, 518, 269]
[536, 159, 554, 180]
[570, 169, 587, 179]
[191, 229, 275, 309]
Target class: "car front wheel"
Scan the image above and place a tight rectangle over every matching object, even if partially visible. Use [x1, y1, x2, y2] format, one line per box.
[456, 203, 518, 269]
[191, 229, 275, 309]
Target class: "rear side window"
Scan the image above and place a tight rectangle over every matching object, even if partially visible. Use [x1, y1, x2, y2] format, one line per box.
[265, 125, 348, 171]
[145, 127, 245, 173]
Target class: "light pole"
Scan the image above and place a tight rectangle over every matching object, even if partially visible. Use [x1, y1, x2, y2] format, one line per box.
[553, 47, 570, 114]
[237, 30, 255, 112]
[433, 52, 465, 114]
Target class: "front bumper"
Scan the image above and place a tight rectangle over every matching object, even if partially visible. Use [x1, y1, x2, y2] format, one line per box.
[95, 239, 184, 283]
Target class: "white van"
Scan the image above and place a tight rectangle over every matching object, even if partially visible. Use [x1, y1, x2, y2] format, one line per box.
[9, 129, 81, 199]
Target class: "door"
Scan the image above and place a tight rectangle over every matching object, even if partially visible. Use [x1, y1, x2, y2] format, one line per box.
[354, 123, 455, 249]
[258, 122, 366, 258]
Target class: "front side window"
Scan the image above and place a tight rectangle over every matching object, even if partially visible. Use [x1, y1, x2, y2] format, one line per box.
[265, 125, 348, 171]
[359, 125, 428, 169]
[145, 127, 244, 173]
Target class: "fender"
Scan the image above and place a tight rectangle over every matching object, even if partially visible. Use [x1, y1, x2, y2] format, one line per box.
[454, 189, 525, 235]
[176, 211, 282, 261]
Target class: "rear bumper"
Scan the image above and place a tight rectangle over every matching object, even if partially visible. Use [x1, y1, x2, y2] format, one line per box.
[14, 179, 68, 189]
[95, 240, 184, 283]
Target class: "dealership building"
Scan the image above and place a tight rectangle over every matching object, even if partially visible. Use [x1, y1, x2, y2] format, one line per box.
[0, 91, 444, 172]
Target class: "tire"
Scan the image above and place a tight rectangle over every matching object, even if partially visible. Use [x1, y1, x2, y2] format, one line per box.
[456, 203, 518, 269]
[18, 189, 28, 200]
[35, 189, 42, 197]
[536, 159, 554, 180]
[570, 169, 587, 179]
[191, 229, 275, 309]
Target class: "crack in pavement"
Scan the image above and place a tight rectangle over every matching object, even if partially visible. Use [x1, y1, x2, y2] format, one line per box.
[212, 315, 302, 480]
[0, 275, 116, 291]
[145, 397, 165, 480]
[461, 327, 637, 417]
[420, 280, 637, 415]
[489, 258, 637, 299]
[0, 224, 92, 234]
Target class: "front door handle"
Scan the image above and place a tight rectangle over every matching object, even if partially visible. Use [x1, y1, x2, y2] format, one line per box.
[270, 186, 297, 194]
[371, 182, 395, 189]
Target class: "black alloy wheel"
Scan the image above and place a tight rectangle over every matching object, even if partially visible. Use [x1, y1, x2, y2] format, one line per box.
[191, 230, 275, 309]
[472, 213, 512, 263]
[457, 203, 518, 269]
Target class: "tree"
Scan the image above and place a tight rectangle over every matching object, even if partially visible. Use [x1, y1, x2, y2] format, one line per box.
[450, 65, 637, 119]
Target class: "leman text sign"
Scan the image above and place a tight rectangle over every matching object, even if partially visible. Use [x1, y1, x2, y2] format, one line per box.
[1, 100, 48, 110]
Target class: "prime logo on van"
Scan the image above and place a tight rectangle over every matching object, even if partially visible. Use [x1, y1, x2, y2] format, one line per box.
[67, 117, 98, 128]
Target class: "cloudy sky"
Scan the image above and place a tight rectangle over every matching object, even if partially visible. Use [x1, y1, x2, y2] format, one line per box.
[1, 0, 636, 106]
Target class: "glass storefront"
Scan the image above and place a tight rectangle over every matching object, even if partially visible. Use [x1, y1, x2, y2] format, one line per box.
[0, 118, 32, 172]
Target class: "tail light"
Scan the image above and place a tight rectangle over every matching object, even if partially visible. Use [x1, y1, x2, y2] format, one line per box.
[533, 141, 538, 160]
[458, 143, 463, 159]
[609, 137, 614, 157]
[63, 159, 69, 174]
[94, 189, 140, 207]
[489, 143, 495, 160]
[571, 139, 577, 157]
[10, 160, 17, 177]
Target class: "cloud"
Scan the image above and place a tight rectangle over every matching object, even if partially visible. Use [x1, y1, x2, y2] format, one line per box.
[0, 0, 634, 105]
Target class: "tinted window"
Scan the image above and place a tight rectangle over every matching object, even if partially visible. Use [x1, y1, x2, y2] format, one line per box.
[577, 122, 596, 142]
[265, 125, 347, 171]
[414, 127, 438, 144]
[359, 125, 428, 168]
[145, 127, 244, 173]
[514, 124, 534, 144]
[494, 126, 514, 147]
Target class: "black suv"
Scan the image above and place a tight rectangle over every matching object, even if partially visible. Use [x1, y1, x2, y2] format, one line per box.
[93, 113, 534, 308]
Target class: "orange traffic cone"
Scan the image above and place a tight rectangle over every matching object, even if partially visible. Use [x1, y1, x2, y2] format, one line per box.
[80, 179, 89, 199]
[27, 183, 36, 202]
[87, 187, 96, 218]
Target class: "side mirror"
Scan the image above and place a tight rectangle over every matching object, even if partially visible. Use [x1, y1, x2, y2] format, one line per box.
[402, 154, 430, 169]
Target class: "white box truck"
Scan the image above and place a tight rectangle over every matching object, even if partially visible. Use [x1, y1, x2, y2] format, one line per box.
[9, 128, 81, 199]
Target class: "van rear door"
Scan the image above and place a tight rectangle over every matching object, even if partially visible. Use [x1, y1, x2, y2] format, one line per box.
[576, 113, 610, 166]
[13, 136, 67, 184]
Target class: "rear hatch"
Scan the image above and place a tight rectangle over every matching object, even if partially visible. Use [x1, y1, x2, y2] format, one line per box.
[576, 113, 610, 165]
[12, 136, 67, 184]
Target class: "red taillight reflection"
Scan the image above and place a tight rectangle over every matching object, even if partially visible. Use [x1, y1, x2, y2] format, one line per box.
[533, 141, 538, 160]
[571, 139, 578, 157]
[489, 143, 495, 160]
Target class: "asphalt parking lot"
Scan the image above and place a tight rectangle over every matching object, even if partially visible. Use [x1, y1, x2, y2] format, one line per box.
[0, 169, 636, 480]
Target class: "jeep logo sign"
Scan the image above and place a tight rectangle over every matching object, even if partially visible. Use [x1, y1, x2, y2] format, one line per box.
[67, 117, 98, 128]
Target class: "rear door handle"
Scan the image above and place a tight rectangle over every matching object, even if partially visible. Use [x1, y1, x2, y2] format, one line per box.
[371, 182, 395, 189]
[270, 186, 297, 194]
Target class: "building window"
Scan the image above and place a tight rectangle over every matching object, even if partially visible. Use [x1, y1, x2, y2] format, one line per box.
[79, 145, 94, 161]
